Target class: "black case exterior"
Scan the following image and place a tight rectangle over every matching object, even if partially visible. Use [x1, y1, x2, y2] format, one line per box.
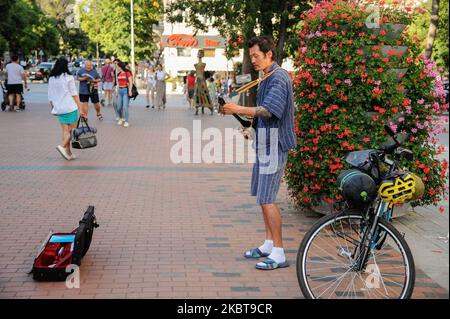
[31, 206, 99, 281]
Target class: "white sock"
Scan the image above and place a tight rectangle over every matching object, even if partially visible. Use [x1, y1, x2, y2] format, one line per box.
[268, 247, 286, 264]
[258, 240, 273, 254]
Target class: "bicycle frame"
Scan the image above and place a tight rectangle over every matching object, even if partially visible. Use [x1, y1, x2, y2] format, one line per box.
[350, 151, 401, 272]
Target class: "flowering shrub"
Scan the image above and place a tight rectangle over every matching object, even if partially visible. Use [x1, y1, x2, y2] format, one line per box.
[285, 0, 449, 209]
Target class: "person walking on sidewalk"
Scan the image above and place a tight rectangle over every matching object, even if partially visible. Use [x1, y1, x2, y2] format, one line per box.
[155, 64, 169, 110]
[5, 55, 28, 112]
[101, 58, 115, 107]
[77, 60, 103, 120]
[145, 65, 156, 109]
[207, 77, 218, 111]
[186, 71, 196, 109]
[48, 58, 85, 161]
[115, 61, 133, 127]
[222, 36, 297, 270]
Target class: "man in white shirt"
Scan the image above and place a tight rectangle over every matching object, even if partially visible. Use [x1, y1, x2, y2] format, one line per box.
[5, 55, 27, 112]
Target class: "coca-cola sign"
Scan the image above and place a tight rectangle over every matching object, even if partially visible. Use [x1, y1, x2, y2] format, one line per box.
[165, 34, 198, 48]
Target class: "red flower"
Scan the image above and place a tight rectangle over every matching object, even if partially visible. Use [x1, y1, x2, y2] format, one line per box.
[376, 68, 384, 73]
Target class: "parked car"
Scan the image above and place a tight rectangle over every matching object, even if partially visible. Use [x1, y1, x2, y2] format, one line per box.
[28, 62, 54, 82]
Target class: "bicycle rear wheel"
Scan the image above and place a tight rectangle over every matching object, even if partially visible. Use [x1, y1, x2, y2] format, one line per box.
[297, 210, 415, 299]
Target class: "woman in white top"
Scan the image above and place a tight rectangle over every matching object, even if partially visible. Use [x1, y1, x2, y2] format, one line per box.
[48, 58, 84, 161]
[145, 65, 156, 109]
[154, 64, 169, 110]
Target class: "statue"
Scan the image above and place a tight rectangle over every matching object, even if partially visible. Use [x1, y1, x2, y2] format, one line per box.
[194, 49, 213, 115]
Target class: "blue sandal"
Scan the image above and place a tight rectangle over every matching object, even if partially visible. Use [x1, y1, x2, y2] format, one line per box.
[255, 258, 289, 270]
[244, 248, 270, 259]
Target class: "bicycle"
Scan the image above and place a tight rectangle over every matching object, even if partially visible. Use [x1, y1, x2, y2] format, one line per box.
[296, 125, 424, 299]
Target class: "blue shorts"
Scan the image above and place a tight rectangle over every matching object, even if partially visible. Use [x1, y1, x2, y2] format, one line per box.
[251, 150, 288, 205]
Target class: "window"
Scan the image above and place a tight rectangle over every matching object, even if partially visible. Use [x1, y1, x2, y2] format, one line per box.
[203, 49, 215, 57]
[177, 48, 192, 57]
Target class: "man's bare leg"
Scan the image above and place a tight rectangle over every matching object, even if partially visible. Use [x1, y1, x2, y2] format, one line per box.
[82, 102, 89, 118]
[16, 94, 21, 109]
[261, 203, 283, 248]
[8, 94, 14, 111]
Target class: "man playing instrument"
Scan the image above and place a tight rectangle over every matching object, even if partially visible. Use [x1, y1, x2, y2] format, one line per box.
[222, 36, 297, 270]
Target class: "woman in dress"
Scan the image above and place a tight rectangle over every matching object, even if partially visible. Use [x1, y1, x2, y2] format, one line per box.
[154, 64, 169, 110]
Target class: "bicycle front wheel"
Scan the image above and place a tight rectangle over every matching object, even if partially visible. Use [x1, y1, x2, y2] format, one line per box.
[297, 210, 415, 299]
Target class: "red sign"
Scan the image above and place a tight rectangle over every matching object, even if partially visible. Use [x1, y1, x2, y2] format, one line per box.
[166, 34, 198, 48]
[204, 39, 220, 47]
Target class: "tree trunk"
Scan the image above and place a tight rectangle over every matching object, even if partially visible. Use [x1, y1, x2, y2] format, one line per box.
[276, 0, 289, 65]
[242, 29, 257, 107]
[424, 0, 440, 59]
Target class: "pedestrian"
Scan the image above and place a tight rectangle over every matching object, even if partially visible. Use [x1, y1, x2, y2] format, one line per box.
[155, 64, 169, 110]
[145, 65, 156, 109]
[221, 77, 228, 95]
[48, 57, 85, 161]
[77, 60, 103, 120]
[186, 71, 196, 109]
[207, 77, 218, 110]
[115, 61, 133, 127]
[222, 36, 297, 270]
[5, 55, 28, 112]
[101, 58, 115, 107]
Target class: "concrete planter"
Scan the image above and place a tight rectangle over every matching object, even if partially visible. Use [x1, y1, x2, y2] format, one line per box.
[380, 45, 408, 58]
[387, 68, 408, 82]
[364, 23, 406, 40]
[381, 23, 407, 40]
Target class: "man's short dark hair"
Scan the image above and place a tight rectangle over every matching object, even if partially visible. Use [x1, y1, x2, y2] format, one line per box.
[247, 36, 276, 61]
[11, 55, 19, 62]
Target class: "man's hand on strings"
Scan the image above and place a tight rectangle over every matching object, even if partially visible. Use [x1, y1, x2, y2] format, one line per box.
[222, 102, 241, 115]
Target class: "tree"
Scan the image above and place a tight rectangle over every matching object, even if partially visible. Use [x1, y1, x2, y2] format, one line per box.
[36, 0, 94, 57]
[0, 0, 59, 57]
[165, 1, 310, 90]
[409, 0, 448, 73]
[424, 0, 440, 58]
[79, 0, 161, 62]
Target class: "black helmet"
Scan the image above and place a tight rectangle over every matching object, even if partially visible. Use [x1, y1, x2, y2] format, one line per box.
[337, 169, 377, 208]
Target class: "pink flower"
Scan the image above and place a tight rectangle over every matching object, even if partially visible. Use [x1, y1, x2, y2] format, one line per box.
[417, 99, 424, 104]
[390, 123, 398, 133]
[344, 79, 352, 85]
[375, 80, 381, 86]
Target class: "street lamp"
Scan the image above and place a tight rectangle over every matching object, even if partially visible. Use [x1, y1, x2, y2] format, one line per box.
[130, 0, 136, 75]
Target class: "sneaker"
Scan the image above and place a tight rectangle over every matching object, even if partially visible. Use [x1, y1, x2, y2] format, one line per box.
[69, 153, 77, 160]
[56, 145, 71, 160]
[116, 117, 120, 121]
[123, 122, 129, 128]
[145, 105, 150, 109]
[117, 119, 123, 125]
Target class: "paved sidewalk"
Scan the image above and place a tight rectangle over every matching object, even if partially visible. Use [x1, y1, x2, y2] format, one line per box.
[0, 87, 448, 299]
